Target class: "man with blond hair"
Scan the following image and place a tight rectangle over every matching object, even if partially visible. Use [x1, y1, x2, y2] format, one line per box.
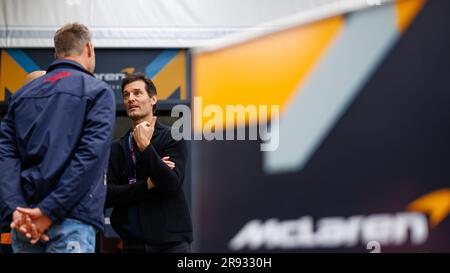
[0, 23, 115, 253]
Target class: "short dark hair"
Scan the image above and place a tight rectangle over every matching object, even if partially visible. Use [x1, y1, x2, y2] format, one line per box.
[54, 23, 91, 59]
[122, 72, 157, 113]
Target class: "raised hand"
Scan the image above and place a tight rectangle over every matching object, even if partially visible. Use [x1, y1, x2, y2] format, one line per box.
[133, 117, 157, 152]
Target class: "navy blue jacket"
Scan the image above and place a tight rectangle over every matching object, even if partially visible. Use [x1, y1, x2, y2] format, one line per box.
[0, 59, 115, 231]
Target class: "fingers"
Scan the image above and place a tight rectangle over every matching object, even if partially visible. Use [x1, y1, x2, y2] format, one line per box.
[136, 121, 152, 128]
[162, 157, 175, 166]
[30, 230, 41, 245]
[133, 123, 146, 138]
[11, 210, 33, 234]
[28, 223, 39, 243]
[19, 222, 29, 235]
[10, 217, 23, 230]
[16, 207, 31, 213]
[31, 222, 40, 240]
[16, 207, 40, 218]
[136, 120, 154, 131]
[40, 233, 50, 242]
[138, 118, 156, 129]
[11, 220, 24, 230]
[162, 159, 175, 169]
[19, 226, 28, 235]
[10, 218, 18, 229]
[24, 215, 33, 239]
[30, 227, 48, 245]
[162, 156, 175, 169]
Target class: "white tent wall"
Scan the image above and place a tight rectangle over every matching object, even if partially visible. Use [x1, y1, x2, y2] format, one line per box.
[1, 0, 350, 48]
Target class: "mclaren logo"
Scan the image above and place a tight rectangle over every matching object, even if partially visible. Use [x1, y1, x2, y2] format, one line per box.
[229, 189, 450, 250]
[94, 67, 135, 81]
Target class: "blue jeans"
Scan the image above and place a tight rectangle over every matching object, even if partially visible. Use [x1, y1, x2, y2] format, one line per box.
[11, 218, 96, 253]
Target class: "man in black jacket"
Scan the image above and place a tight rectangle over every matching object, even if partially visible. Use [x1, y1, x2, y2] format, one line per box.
[105, 73, 192, 253]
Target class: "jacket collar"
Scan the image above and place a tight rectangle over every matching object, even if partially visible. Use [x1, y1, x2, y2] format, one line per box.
[46, 59, 95, 77]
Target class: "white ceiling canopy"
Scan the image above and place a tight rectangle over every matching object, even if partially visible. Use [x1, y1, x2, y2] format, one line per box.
[0, 0, 385, 48]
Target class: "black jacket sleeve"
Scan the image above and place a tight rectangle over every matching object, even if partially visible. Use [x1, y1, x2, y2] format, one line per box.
[140, 131, 187, 194]
[105, 143, 149, 208]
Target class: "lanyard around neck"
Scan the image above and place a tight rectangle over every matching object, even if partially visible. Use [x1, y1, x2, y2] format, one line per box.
[128, 131, 136, 166]
[128, 131, 137, 184]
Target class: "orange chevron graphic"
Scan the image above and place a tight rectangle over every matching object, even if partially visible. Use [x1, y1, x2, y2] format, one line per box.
[193, 16, 343, 131]
[153, 50, 186, 100]
[408, 188, 450, 228]
[0, 50, 28, 102]
[395, 0, 426, 33]
[121, 67, 135, 74]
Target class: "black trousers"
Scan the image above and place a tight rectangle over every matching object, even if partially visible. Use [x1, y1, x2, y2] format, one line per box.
[122, 240, 191, 253]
